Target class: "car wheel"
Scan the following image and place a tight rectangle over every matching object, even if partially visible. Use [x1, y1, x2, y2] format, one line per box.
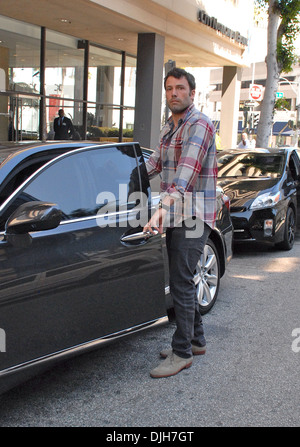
[276, 207, 296, 251]
[194, 238, 220, 314]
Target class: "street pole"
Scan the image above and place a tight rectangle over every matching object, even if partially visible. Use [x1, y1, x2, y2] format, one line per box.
[279, 76, 300, 147]
[296, 75, 300, 148]
[251, 62, 255, 131]
[296, 75, 300, 129]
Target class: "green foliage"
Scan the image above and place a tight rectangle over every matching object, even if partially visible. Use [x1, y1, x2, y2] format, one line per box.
[276, 0, 300, 72]
[254, 0, 268, 11]
[274, 98, 291, 110]
[87, 126, 133, 138]
[123, 129, 134, 138]
[255, 0, 300, 73]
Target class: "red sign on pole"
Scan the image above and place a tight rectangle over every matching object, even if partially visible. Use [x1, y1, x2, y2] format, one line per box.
[249, 84, 263, 101]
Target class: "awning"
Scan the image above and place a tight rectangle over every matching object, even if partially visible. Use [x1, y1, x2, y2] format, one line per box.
[213, 120, 295, 136]
[213, 120, 243, 132]
[214, 121, 252, 133]
[272, 121, 290, 135]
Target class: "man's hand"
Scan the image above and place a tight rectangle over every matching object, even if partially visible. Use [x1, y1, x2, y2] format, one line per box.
[143, 208, 167, 234]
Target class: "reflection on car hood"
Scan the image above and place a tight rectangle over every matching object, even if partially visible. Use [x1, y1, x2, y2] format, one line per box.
[217, 178, 278, 208]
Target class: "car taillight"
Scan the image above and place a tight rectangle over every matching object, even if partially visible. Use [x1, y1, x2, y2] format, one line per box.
[223, 194, 230, 210]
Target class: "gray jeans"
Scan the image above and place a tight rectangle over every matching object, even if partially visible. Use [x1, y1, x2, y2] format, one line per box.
[166, 219, 211, 358]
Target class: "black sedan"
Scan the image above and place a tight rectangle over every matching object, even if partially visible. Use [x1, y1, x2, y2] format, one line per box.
[0, 141, 232, 394]
[217, 147, 300, 250]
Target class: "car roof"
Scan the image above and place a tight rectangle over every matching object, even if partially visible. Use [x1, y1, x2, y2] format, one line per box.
[218, 147, 296, 155]
[0, 141, 142, 184]
[0, 141, 96, 164]
[0, 140, 145, 190]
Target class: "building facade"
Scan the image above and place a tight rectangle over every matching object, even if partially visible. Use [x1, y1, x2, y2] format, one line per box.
[208, 62, 300, 147]
[0, 0, 254, 148]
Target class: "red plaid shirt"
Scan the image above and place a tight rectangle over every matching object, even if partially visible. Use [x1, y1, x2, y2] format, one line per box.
[146, 104, 217, 228]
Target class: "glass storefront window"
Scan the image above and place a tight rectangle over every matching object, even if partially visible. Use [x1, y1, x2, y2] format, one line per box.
[87, 46, 136, 141]
[45, 30, 84, 139]
[88, 45, 122, 134]
[0, 16, 41, 141]
[0, 15, 136, 142]
[123, 56, 136, 132]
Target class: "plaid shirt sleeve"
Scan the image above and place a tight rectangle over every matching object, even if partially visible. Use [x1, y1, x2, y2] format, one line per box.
[146, 144, 162, 178]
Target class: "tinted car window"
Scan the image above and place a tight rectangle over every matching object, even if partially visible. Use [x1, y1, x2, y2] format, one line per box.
[88, 145, 141, 210]
[0, 147, 91, 205]
[289, 152, 300, 181]
[0, 145, 140, 230]
[218, 153, 285, 178]
[22, 151, 94, 219]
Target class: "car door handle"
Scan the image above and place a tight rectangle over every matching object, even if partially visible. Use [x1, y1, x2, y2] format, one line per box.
[120, 230, 158, 242]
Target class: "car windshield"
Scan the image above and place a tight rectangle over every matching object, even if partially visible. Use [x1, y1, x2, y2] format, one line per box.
[217, 152, 285, 178]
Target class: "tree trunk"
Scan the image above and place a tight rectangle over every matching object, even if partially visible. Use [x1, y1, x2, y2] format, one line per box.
[256, 0, 281, 147]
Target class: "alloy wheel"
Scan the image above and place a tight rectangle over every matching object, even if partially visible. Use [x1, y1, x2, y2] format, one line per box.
[194, 240, 220, 314]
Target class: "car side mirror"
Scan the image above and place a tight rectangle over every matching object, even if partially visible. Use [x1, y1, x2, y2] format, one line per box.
[5, 201, 62, 247]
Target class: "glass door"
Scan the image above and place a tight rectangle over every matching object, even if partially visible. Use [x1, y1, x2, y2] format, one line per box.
[7, 93, 40, 142]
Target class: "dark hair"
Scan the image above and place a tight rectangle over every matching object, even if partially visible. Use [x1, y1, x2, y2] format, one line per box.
[164, 67, 196, 91]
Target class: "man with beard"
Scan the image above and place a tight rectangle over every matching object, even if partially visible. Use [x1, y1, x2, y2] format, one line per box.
[144, 68, 217, 378]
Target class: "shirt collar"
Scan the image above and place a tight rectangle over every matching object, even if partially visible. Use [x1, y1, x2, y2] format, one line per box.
[167, 103, 195, 129]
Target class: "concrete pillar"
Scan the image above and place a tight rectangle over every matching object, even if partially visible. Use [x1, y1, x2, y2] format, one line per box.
[74, 66, 84, 126]
[95, 66, 114, 128]
[219, 66, 242, 149]
[134, 33, 165, 148]
[0, 47, 9, 141]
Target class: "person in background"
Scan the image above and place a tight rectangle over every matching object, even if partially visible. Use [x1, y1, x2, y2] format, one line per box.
[144, 67, 217, 379]
[237, 132, 255, 149]
[53, 108, 75, 140]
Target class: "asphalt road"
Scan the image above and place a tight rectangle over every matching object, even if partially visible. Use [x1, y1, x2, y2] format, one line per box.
[0, 233, 300, 428]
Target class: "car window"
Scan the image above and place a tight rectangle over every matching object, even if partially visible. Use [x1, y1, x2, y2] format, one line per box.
[0, 146, 95, 206]
[288, 152, 299, 181]
[0, 145, 142, 231]
[87, 145, 141, 211]
[218, 153, 285, 178]
[0, 159, 50, 205]
[288, 155, 298, 181]
[141, 149, 161, 198]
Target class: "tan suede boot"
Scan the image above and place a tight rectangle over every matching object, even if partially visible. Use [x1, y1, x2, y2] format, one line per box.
[150, 353, 193, 378]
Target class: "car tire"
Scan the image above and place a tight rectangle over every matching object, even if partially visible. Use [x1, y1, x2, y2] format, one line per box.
[194, 238, 220, 314]
[276, 207, 296, 251]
